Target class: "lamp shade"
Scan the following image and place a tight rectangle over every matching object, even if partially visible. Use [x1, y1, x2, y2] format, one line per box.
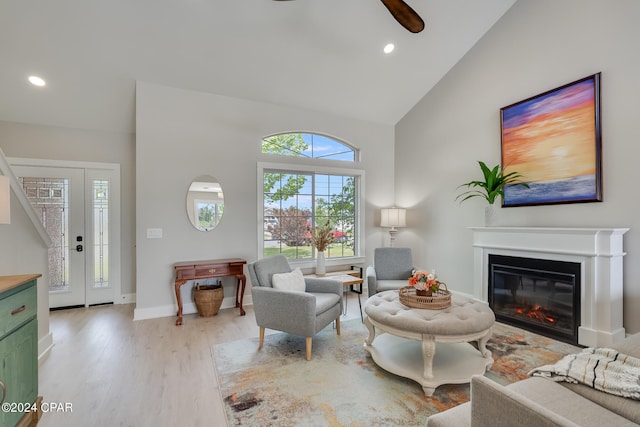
[0, 175, 9, 224]
[380, 207, 406, 228]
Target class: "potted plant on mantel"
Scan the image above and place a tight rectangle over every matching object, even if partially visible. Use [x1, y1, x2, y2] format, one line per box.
[456, 161, 529, 226]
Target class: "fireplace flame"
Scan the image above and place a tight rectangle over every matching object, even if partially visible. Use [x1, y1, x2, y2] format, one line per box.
[514, 304, 557, 325]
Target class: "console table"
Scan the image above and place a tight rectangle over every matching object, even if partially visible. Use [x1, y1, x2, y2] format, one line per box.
[173, 258, 247, 325]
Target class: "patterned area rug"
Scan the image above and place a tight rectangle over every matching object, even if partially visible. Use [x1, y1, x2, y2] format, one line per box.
[213, 319, 580, 426]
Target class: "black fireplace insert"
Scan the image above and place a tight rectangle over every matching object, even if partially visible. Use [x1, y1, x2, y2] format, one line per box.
[488, 254, 580, 345]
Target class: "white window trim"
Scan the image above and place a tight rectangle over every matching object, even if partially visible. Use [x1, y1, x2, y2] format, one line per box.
[257, 161, 365, 269]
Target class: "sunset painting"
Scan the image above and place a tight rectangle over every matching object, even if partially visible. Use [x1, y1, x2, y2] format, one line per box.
[501, 73, 602, 206]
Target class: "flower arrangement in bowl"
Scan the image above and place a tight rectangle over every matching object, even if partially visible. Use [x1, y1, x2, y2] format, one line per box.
[408, 271, 444, 296]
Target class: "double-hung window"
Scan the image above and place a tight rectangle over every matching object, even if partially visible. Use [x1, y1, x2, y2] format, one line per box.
[259, 133, 363, 264]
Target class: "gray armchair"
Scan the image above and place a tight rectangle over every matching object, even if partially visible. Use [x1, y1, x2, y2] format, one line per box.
[366, 247, 415, 297]
[248, 255, 343, 361]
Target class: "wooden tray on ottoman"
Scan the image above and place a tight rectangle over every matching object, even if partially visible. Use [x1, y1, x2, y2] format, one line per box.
[399, 285, 451, 309]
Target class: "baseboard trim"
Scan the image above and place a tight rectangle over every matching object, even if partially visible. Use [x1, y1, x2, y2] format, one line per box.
[133, 304, 176, 321]
[133, 295, 253, 321]
[116, 293, 136, 304]
[38, 331, 54, 365]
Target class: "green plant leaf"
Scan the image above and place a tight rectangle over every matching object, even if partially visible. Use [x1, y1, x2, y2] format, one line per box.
[456, 161, 529, 205]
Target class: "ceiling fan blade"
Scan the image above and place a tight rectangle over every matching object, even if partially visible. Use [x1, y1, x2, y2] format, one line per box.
[380, 0, 425, 33]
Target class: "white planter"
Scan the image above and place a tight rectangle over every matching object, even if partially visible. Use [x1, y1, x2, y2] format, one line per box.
[484, 204, 497, 227]
[316, 251, 326, 276]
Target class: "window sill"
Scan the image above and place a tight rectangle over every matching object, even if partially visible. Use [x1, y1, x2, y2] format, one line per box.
[291, 256, 366, 274]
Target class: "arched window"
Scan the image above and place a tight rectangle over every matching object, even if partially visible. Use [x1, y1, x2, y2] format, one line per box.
[262, 132, 357, 162]
[260, 132, 362, 264]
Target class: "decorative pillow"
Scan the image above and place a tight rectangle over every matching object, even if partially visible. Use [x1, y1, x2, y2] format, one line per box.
[272, 267, 306, 292]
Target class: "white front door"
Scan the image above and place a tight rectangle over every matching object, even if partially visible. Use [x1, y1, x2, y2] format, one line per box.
[11, 161, 120, 309]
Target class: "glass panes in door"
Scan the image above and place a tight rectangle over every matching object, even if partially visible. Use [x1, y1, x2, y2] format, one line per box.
[19, 177, 70, 293]
[12, 161, 119, 309]
[93, 180, 109, 288]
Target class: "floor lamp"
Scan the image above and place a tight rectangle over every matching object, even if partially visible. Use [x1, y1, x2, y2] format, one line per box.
[380, 207, 406, 247]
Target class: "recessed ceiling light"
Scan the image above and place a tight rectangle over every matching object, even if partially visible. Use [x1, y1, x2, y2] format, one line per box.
[28, 75, 46, 87]
[383, 43, 395, 54]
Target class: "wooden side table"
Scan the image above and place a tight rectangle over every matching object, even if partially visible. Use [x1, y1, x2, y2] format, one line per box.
[173, 258, 247, 325]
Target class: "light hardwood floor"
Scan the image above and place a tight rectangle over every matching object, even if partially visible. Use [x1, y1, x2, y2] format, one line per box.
[37, 291, 365, 427]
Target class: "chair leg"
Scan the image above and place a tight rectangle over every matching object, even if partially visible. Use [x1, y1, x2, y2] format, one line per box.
[335, 316, 340, 335]
[306, 337, 312, 361]
[258, 327, 265, 350]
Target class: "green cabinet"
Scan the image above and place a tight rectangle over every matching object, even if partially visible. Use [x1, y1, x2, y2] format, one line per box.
[0, 276, 40, 427]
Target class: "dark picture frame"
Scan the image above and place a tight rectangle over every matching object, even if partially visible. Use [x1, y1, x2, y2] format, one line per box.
[500, 73, 602, 207]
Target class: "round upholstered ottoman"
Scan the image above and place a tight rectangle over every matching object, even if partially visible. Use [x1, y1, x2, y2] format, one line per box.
[363, 290, 495, 395]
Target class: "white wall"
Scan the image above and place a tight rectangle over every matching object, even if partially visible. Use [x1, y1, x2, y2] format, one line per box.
[395, 0, 640, 333]
[0, 151, 50, 359]
[135, 81, 395, 319]
[0, 121, 137, 299]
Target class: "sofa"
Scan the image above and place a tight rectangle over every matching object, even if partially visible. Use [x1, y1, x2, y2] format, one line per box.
[427, 332, 640, 426]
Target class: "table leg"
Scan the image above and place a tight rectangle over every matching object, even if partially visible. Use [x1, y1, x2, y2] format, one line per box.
[421, 334, 436, 380]
[174, 279, 188, 326]
[477, 327, 493, 359]
[364, 316, 376, 346]
[422, 385, 436, 397]
[357, 294, 363, 322]
[235, 274, 247, 316]
[343, 285, 348, 315]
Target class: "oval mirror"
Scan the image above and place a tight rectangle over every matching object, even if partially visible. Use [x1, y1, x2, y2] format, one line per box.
[186, 175, 224, 231]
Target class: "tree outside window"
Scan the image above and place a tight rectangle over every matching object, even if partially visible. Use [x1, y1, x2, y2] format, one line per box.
[261, 132, 359, 261]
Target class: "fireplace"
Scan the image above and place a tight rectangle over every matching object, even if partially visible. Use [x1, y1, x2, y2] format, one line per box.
[489, 254, 580, 345]
[471, 227, 629, 347]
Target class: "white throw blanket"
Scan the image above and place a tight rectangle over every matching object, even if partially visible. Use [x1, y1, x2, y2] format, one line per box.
[529, 347, 640, 400]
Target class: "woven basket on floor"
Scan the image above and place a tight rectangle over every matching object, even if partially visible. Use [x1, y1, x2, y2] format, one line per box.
[194, 284, 224, 317]
[399, 285, 451, 310]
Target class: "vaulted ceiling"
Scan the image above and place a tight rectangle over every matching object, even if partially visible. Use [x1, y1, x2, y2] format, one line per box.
[0, 0, 516, 134]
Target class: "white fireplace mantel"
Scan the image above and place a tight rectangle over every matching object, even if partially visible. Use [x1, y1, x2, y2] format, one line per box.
[471, 227, 629, 347]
